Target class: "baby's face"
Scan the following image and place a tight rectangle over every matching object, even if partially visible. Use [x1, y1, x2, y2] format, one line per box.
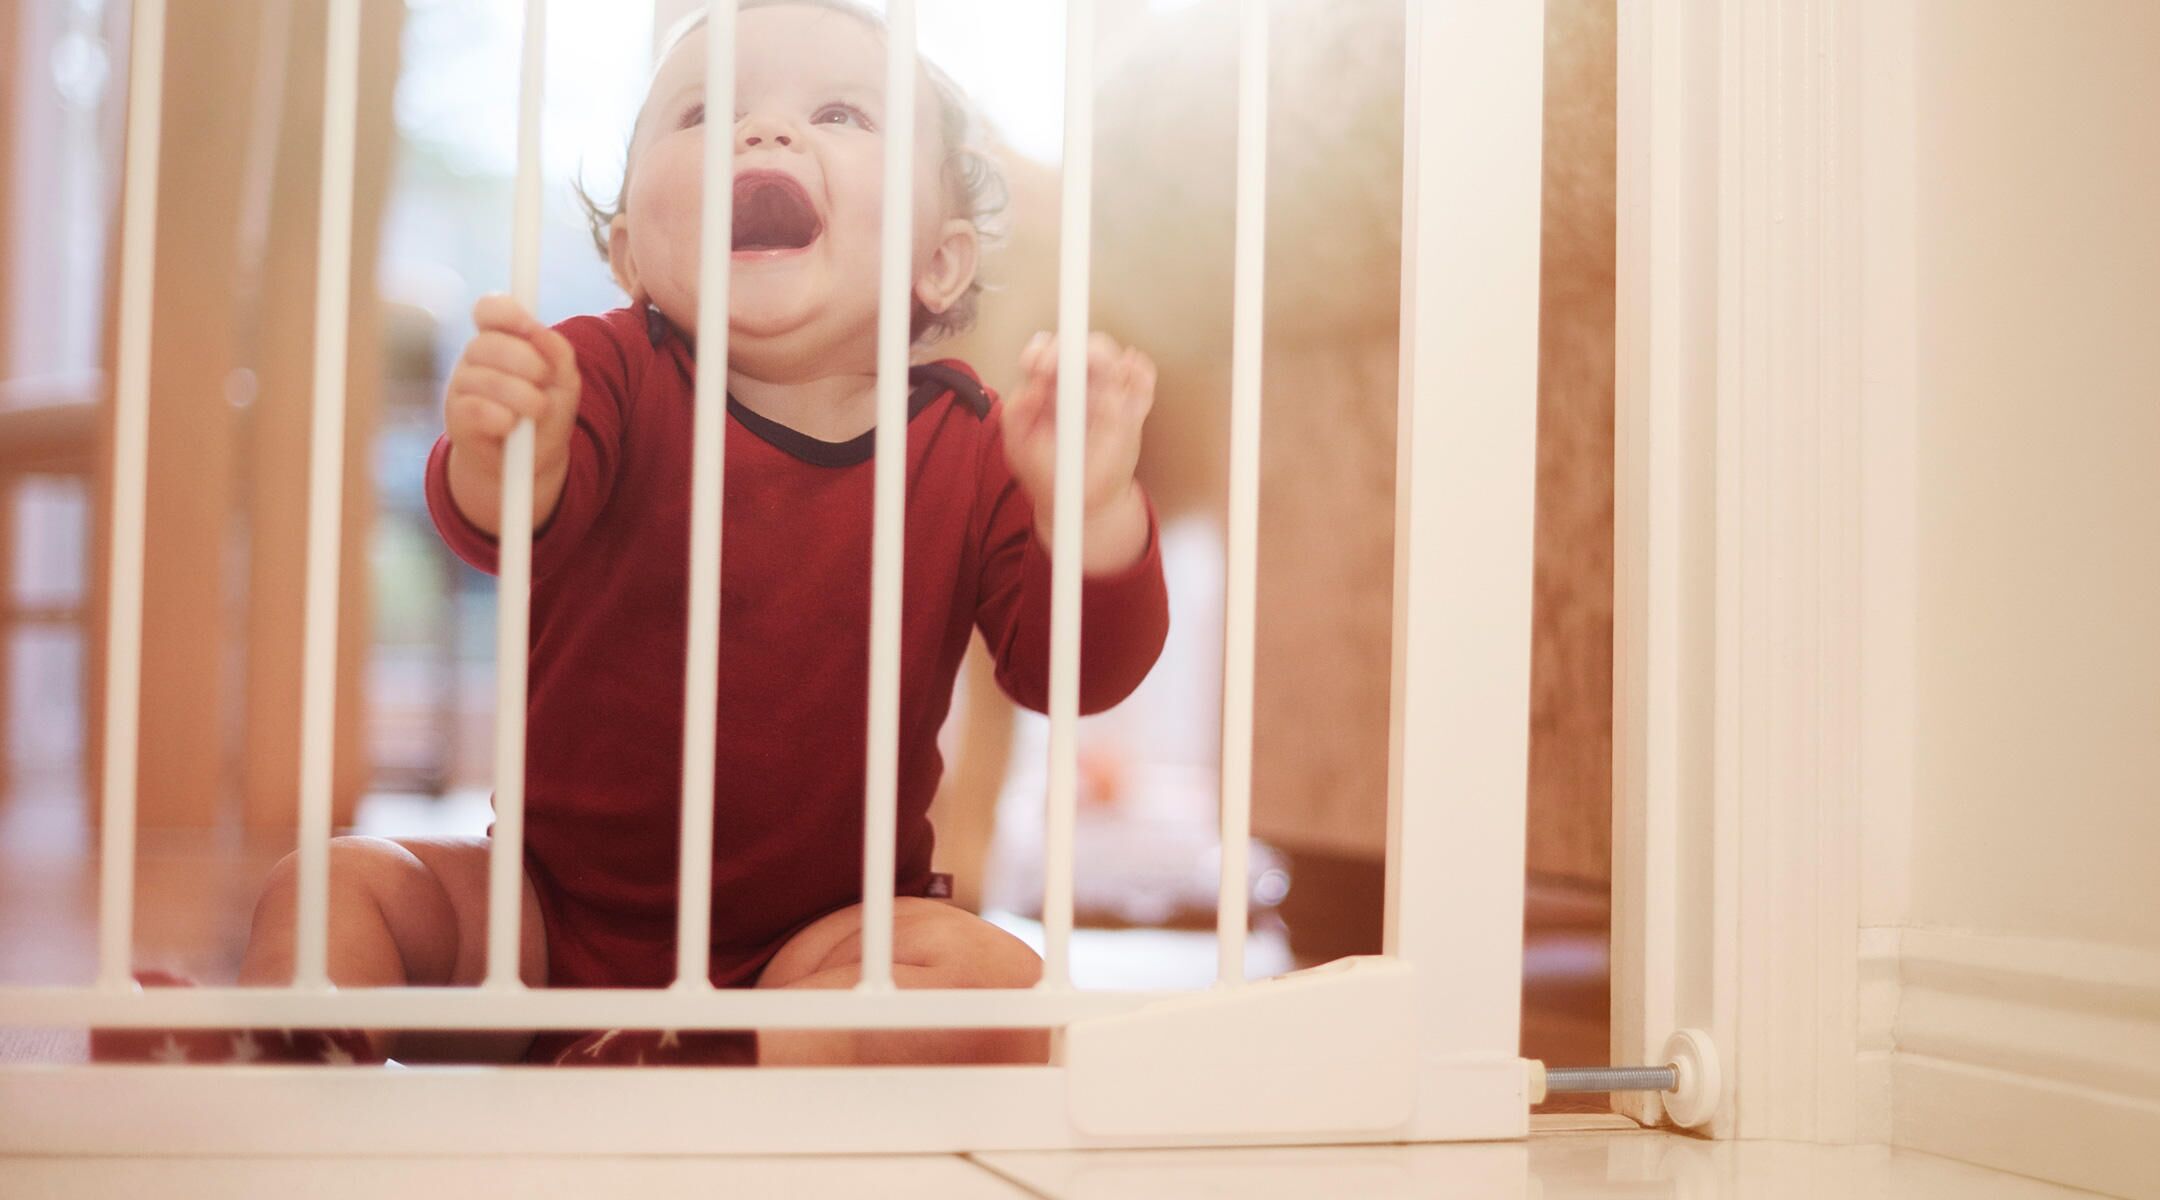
[612, 5, 971, 378]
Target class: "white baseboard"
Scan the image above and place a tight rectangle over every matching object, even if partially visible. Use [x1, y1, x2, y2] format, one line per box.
[1885, 928, 2160, 1200]
[1854, 927, 1903, 1144]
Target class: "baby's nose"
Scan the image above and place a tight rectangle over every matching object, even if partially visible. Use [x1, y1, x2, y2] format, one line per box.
[737, 116, 795, 151]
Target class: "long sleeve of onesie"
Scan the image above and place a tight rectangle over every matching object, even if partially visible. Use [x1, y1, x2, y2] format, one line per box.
[970, 405, 1171, 716]
[424, 313, 633, 581]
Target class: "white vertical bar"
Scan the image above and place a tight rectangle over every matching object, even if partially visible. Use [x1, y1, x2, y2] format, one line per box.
[486, 0, 545, 990]
[95, 0, 169, 991]
[1216, 0, 1267, 988]
[1040, 0, 1093, 994]
[1382, 0, 1545, 1075]
[860, 0, 918, 995]
[293, 0, 366, 990]
[675, 0, 737, 990]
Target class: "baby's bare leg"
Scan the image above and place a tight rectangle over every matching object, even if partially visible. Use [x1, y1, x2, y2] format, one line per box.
[237, 834, 547, 1062]
[753, 897, 1051, 1066]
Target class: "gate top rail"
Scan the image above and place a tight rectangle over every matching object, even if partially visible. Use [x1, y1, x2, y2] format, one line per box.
[0, 982, 1178, 1030]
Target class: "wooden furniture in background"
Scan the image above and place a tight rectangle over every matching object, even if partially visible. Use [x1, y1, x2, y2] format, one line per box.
[230, 0, 402, 831]
[3, 0, 402, 836]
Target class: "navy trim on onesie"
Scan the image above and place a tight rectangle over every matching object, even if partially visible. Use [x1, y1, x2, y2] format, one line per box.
[644, 304, 991, 469]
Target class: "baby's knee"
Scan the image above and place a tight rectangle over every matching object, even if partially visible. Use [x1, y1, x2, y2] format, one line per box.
[979, 935, 1046, 989]
[905, 906, 1043, 989]
[255, 836, 431, 913]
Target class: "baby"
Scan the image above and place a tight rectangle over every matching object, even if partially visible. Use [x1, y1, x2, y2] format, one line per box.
[98, 0, 1167, 1069]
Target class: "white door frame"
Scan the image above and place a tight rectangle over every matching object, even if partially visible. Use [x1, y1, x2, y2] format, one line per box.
[1612, 0, 1909, 1141]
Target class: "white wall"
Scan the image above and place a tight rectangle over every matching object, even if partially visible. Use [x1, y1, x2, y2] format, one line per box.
[1910, 0, 2160, 949]
[1891, 3, 2160, 1195]
[1621, 0, 2156, 1173]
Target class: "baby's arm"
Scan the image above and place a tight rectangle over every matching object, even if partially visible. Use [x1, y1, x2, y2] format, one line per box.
[998, 331, 1156, 575]
[442, 294, 582, 535]
[975, 331, 1170, 714]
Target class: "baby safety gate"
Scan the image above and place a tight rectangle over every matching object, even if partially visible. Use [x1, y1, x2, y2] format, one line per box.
[0, 0, 1552, 1155]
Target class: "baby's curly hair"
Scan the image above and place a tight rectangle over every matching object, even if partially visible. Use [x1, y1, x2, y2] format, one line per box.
[574, 0, 1009, 342]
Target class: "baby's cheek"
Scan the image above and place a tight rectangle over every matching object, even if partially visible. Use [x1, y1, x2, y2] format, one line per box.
[632, 151, 707, 243]
[653, 183, 705, 248]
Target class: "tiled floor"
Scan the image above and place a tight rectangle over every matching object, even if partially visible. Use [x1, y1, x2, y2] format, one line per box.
[981, 1132, 2119, 1198]
[0, 1131, 2113, 1198]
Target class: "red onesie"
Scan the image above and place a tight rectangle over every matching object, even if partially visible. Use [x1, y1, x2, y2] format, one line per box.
[424, 306, 1169, 1058]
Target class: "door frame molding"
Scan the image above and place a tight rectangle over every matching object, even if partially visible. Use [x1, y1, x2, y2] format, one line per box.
[1612, 0, 1894, 1140]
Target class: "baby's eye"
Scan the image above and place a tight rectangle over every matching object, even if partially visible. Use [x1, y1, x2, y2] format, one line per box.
[678, 103, 704, 130]
[813, 102, 873, 131]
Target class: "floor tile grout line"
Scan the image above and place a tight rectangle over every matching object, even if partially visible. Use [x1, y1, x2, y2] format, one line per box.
[961, 1152, 1060, 1199]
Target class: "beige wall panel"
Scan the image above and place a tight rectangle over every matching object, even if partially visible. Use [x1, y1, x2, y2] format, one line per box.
[1910, 0, 2160, 949]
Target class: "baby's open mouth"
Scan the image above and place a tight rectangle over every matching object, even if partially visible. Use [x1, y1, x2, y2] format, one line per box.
[732, 172, 823, 251]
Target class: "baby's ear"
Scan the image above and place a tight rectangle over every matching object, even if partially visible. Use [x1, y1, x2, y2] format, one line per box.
[607, 216, 647, 305]
[914, 217, 980, 320]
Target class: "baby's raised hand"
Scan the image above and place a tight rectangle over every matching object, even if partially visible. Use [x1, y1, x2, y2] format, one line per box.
[443, 295, 581, 533]
[1001, 331, 1156, 572]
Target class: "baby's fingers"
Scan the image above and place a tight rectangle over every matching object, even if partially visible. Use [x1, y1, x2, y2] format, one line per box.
[1002, 363, 1050, 439]
[1120, 348, 1157, 421]
[1008, 333, 1056, 418]
[446, 394, 519, 447]
[449, 364, 550, 429]
[1085, 331, 1122, 377]
[471, 293, 546, 339]
[461, 329, 549, 385]
[1019, 330, 1057, 380]
[535, 327, 580, 393]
